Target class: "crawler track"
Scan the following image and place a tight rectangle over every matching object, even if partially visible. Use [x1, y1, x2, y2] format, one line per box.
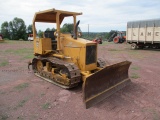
[32, 57, 81, 89]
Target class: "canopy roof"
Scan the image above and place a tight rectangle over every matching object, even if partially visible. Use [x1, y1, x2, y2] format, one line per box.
[33, 8, 82, 24]
[127, 18, 160, 28]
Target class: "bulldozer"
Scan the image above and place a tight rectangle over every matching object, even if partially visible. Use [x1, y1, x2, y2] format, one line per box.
[28, 8, 131, 108]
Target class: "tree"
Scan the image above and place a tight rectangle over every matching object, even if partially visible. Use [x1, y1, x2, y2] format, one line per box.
[107, 30, 117, 39]
[45, 27, 55, 31]
[1, 21, 10, 39]
[61, 23, 81, 33]
[61, 23, 73, 33]
[9, 17, 26, 40]
[27, 24, 33, 34]
[38, 30, 43, 38]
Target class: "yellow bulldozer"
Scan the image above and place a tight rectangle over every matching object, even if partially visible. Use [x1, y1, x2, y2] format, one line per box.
[28, 8, 131, 108]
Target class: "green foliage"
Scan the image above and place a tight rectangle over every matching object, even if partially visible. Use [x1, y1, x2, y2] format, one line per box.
[131, 66, 140, 70]
[14, 98, 28, 110]
[46, 27, 55, 31]
[14, 83, 29, 91]
[61, 23, 74, 33]
[18, 99, 28, 107]
[23, 54, 34, 59]
[108, 30, 117, 38]
[3, 38, 9, 40]
[0, 60, 9, 67]
[61, 23, 81, 33]
[5, 48, 32, 55]
[1, 17, 27, 40]
[0, 114, 9, 120]
[1, 17, 120, 42]
[108, 48, 118, 51]
[9, 17, 26, 40]
[40, 93, 45, 97]
[42, 102, 51, 109]
[27, 24, 33, 34]
[38, 30, 43, 38]
[131, 73, 140, 79]
[82, 32, 108, 40]
[1, 21, 10, 39]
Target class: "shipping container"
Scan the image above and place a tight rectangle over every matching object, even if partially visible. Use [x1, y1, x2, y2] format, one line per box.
[126, 19, 160, 49]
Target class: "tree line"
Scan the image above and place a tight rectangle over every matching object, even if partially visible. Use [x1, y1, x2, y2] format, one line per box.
[0, 17, 122, 41]
[0, 17, 32, 40]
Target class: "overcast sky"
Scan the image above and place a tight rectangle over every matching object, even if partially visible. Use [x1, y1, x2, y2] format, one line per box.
[0, 0, 160, 32]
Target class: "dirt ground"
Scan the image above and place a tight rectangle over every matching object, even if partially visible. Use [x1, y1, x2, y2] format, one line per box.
[0, 40, 160, 120]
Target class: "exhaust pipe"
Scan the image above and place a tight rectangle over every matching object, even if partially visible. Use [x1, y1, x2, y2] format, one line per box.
[73, 20, 80, 39]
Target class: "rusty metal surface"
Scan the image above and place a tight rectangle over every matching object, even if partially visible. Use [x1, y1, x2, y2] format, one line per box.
[83, 61, 131, 109]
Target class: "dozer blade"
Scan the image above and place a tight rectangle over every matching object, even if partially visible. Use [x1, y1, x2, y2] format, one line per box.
[83, 61, 131, 109]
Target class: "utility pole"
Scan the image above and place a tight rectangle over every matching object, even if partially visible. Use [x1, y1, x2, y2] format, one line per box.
[88, 24, 89, 38]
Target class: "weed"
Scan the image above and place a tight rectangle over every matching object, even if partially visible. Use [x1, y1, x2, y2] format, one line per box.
[18, 99, 27, 107]
[23, 54, 34, 59]
[14, 99, 28, 110]
[131, 66, 140, 70]
[40, 93, 45, 97]
[0, 114, 9, 120]
[131, 73, 140, 79]
[108, 48, 118, 51]
[42, 102, 51, 109]
[0, 60, 9, 67]
[14, 83, 29, 91]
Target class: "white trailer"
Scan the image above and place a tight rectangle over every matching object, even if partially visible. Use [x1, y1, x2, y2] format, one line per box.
[126, 19, 160, 49]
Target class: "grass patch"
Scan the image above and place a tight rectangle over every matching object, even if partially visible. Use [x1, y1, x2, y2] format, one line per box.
[142, 108, 160, 120]
[108, 48, 119, 51]
[5, 48, 33, 55]
[5, 40, 31, 44]
[14, 83, 29, 91]
[40, 93, 45, 97]
[23, 54, 34, 59]
[14, 99, 28, 110]
[18, 99, 28, 107]
[42, 102, 51, 109]
[131, 73, 140, 79]
[131, 66, 140, 70]
[128, 50, 145, 59]
[128, 50, 139, 54]
[0, 114, 9, 120]
[0, 60, 9, 67]
[5, 48, 33, 60]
